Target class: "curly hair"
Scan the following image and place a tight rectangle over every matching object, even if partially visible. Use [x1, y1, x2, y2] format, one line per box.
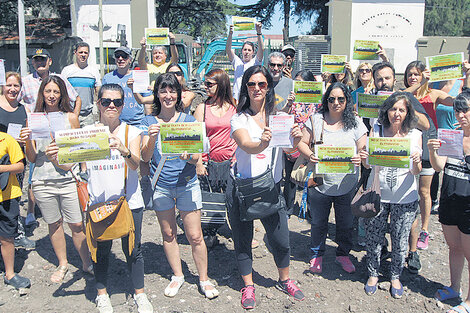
[35, 75, 73, 113]
[152, 73, 184, 115]
[378, 91, 418, 134]
[319, 82, 357, 130]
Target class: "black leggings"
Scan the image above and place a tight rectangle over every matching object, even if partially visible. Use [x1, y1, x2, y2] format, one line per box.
[93, 207, 144, 291]
[226, 180, 290, 276]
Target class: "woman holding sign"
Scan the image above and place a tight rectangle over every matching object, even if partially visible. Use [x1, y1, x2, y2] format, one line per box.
[297, 82, 367, 275]
[140, 73, 219, 299]
[427, 90, 470, 311]
[19, 75, 92, 283]
[360, 92, 422, 298]
[227, 65, 304, 309]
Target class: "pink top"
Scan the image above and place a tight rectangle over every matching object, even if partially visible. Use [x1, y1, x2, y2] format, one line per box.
[419, 93, 437, 128]
[203, 102, 237, 162]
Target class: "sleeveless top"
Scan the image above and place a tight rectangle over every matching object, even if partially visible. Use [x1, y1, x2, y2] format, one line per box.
[203, 102, 237, 162]
[419, 94, 437, 128]
[441, 156, 470, 199]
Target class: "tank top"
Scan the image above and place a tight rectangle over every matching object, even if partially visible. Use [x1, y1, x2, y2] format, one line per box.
[202, 102, 237, 162]
[441, 156, 470, 198]
[419, 94, 437, 129]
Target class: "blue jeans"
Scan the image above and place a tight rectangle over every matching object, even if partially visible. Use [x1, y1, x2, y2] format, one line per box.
[308, 188, 354, 258]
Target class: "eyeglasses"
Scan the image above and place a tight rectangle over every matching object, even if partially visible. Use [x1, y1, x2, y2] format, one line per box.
[327, 97, 346, 104]
[269, 63, 284, 69]
[114, 53, 129, 60]
[100, 98, 124, 107]
[246, 81, 268, 89]
[204, 81, 217, 88]
[170, 71, 184, 77]
[359, 68, 371, 73]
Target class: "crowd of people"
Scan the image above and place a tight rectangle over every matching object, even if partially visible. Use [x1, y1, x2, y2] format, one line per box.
[1, 24, 470, 313]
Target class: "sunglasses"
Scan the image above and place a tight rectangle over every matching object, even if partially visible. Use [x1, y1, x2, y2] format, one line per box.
[359, 68, 372, 73]
[269, 63, 284, 69]
[170, 71, 184, 77]
[246, 81, 268, 89]
[327, 97, 346, 104]
[114, 53, 129, 59]
[204, 81, 217, 88]
[284, 52, 295, 58]
[100, 98, 124, 107]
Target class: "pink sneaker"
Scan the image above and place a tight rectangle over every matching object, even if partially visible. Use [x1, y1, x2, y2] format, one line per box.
[309, 256, 322, 273]
[417, 231, 429, 250]
[335, 256, 356, 273]
[240, 285, 255, 309]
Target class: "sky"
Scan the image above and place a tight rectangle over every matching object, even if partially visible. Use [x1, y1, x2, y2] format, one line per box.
[228, 0, 312, 36]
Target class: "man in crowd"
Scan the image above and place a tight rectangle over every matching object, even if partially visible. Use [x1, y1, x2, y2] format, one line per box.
[225, 22, 264, 101]
[281, 44, 296, 79]
[267, 52, 293, 112]
[61, 42, 101, 127]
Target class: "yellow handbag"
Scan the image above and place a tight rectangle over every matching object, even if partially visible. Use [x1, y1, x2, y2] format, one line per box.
[85, 125, 135, 262]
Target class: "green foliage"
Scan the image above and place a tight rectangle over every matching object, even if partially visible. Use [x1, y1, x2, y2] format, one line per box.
[424, 0, 470, 36]
[155, 0, 237, 40]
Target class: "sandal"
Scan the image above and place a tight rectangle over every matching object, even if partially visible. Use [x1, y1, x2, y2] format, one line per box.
[199, 280, 219, 299]
[447, 302, 470, 313]
[164, 275, 184, 297]
[435, 286, 461, 301]
[50, 265, 68, 283]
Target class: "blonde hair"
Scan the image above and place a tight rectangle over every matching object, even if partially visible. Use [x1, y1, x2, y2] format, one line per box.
[1, 72, 22, 96]
[354, 63, 374, 91]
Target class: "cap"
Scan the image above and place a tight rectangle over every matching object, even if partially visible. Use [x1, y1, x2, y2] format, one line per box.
[114, 46, 131, 56]
[32, 48, 51, 58]
[281, 44, 296, 53]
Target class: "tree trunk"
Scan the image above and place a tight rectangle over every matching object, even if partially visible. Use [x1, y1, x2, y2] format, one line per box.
[282, 0, 290, 44]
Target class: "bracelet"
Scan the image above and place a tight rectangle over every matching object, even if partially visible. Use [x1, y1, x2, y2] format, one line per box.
[121, 149, 132, 159]
[257, 33, 262, 36]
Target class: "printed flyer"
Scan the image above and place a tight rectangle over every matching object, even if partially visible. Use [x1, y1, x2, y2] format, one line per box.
[357, 93, 389, 118]
[145, 28, 170, 46]
[56, 126, 110, 164]
[368, 137, 411, 168]
[353, 40, 379, 60]
[321, 55, 347, 74]
[426, 52, 464, 82]
[315, 146, 356, 174]
[269, 115, 294, 148]
[132, 70, 150, 93]
[27, 112, 66, 139]
[294, 81, 323, 104]
[0, 59, 5, 85]
[438, 128, 463, 158]
[232, 16, 256, 31]
[160, 122, 205, 154]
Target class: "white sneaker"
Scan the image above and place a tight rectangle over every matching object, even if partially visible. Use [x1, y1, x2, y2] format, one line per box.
[96, 294, 113, 313]
[134, 293, 153, 313]
[164, 275, 184, 297]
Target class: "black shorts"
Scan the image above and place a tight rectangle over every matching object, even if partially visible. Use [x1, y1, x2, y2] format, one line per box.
[0, 197, 20, 238]
[439, 195, 470, 234]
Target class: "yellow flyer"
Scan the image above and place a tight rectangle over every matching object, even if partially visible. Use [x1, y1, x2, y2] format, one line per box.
[160, 122, 205, 154]
[426, 52, 464, 82]
[145, 28, 170, 46]
[232, 16, 256, 31]
[353, 40, 379, 60]
[56, 126, 110, 164]
[321, 55, 347, 74]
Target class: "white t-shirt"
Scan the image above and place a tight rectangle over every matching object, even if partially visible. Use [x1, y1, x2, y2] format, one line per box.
[371, 123, 422, 204]
[230, 112, 283, 183]
[232, 55, 262, 101]
[86, 123, 144, 210]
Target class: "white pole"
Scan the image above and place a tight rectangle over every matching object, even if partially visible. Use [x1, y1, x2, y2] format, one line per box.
[18, 0, 27, 76]
[98, 0, 104, 77]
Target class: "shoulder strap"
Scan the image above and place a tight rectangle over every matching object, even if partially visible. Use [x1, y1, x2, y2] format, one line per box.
[124, 124, 129, 195]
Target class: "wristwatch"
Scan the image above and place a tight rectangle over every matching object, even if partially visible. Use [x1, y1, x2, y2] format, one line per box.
[122, 149, 132, 159]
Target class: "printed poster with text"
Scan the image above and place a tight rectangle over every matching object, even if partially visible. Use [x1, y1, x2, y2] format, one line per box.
[368, 137, 411, 168]
[294, 81, 323, 104]
[357, 93, 389, 118]
[160, 122, 205, 154]
[315, 146, 356, 174]
[426, 52, 464, 82]
[232, 16, 256, 31]
[353, 40, 379, 60]
[321, 55, 347, 74]
[56, 126, 110, 164]
[145, 28, 169, 46]
[438, 128, 463, 158]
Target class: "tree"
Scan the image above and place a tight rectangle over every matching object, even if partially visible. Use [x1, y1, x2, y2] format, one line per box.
[155, 0, 237, 41]
[238, 0, 328, 43]
[424, 0, 470, 36]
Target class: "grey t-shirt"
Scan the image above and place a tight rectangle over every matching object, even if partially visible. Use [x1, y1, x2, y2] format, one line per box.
[305, 113, 368, 196]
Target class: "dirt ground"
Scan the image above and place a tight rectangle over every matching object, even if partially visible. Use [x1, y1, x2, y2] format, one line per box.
[0, 197, 466, 313]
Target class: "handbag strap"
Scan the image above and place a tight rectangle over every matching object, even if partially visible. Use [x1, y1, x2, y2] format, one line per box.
[309, 115, 324, 151]
[124, 123, 129, 195]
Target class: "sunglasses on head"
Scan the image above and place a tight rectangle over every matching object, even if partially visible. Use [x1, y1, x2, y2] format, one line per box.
[327, 97, 346, 104]
[114, 53, 129, 59]
[100, 98, 124, 107]
[204, 81, 217, 88]
[359, 68, 371, 73]
[246, 81, 268, 89]
[170, 71, 184, 77]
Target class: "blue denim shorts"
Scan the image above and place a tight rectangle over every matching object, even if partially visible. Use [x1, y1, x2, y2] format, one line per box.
[152, 179, 202, 212]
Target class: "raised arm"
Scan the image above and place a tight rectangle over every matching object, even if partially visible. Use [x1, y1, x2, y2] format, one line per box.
[427, 138, 447, 172]
[464, 60, 470, 89]
[434, 89, 455, 107]
[225, 25, 235, 62]
[415, 111, 430, 131]
[255, 22, 264, 62]
[138, 37, 148, 70]
[169, 32, 179, 64]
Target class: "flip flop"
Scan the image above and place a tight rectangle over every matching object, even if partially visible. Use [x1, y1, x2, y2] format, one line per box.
[435, 286, 461, 301]
[447, 302, 470, 313]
